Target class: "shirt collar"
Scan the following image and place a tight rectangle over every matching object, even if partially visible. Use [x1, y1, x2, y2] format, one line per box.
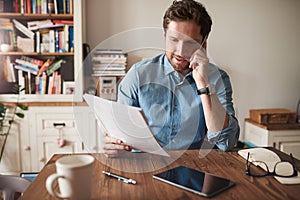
[162, 54, 194, 79]
[163, 54, 176, 76]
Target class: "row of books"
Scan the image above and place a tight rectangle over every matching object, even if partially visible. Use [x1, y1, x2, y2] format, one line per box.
[18, 69, 62, 94]
[14, 56, 66, 76]
[91, 49, 127, 77]
[0, 18, 73, 53]
[2, 55, 67, 94]
[0, 0, 73, 14]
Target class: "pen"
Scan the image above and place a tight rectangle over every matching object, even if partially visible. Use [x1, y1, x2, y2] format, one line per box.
[102, 171, 137, 184]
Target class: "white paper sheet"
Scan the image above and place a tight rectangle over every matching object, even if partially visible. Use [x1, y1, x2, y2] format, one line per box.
[83, 94, 169, 157]
[238, 148, 300, 184]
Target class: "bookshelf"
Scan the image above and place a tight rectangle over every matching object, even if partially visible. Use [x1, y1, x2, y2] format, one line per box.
[0, 0, 83, 103]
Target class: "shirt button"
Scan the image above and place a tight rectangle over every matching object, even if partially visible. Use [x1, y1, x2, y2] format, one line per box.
[174, 105, 177, 109]
[172, 126, 176, 130]
[171, 139, 176, 143]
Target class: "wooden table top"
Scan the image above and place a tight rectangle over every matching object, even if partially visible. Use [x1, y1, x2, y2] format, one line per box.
[21, 148, 300, 200]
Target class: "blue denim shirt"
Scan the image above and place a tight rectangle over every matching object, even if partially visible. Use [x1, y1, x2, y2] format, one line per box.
[118, 53, 240, 151]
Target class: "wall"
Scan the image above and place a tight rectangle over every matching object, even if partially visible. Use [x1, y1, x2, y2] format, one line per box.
[85, 0, 300, 140]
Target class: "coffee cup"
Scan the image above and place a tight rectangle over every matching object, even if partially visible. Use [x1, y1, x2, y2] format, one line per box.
[46, 154, 95, 200]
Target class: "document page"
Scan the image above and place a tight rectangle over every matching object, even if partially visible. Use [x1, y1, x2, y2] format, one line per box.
[238, 148, 300, 184]
[83, 94, 169, 157]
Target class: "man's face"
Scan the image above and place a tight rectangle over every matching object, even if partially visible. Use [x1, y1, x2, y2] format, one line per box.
[165, 21, 203, 73]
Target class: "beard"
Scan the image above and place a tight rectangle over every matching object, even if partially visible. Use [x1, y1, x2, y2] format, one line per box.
[166, 52, 191, 74]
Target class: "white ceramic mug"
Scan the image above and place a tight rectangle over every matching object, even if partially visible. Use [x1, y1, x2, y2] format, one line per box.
[46, 155, 95, 200]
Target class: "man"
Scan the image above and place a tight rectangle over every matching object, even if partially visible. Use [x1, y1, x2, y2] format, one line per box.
[103, 0, 240, 157]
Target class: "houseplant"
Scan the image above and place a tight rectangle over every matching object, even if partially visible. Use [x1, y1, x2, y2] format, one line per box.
[0, 85, 27, 163]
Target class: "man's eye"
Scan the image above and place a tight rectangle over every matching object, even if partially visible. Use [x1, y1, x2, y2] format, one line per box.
[169, 37, 178, 42]
[186, 41, 198, 46]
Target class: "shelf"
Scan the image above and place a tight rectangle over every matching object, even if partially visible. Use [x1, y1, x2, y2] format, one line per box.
[0, 52, 74, 56]
[0, 94, 80, 103]
[0, 0, 83, 103]
[0, 13, 73, 19]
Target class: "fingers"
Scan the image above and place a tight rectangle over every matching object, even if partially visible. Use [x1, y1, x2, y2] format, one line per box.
[103, 132, 132, 157]
[189, 48, 208, 70]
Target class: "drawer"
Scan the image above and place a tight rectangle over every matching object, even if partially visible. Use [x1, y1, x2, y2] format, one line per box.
[244, 122, 269, 146]
[34, 112, 78, 136]
[43, 119, 75, 129]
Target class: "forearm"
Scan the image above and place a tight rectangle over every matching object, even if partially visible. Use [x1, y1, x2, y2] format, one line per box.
[200, 94, 228, 132]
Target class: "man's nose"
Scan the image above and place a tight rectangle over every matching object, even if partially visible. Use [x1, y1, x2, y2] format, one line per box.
[175, 41, 185, 57]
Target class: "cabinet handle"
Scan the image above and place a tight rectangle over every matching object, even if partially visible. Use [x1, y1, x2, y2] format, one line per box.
[40, 158, 46, 162]
[24, 146, 31, 151]
[53, 123, 66, 127]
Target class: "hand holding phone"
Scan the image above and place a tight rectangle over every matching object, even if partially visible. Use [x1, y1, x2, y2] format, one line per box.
[189, 47, 209, 88]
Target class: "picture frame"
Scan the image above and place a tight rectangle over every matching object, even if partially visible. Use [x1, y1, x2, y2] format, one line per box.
[63, 81, 75, 94]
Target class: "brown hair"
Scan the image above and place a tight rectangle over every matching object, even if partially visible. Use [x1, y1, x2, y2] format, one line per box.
[163, 0, 212, 39]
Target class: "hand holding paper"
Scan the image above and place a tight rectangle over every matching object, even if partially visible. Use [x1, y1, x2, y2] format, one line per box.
[83, 94, 169, 157]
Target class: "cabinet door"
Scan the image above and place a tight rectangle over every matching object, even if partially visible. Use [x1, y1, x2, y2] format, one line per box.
[73, 106, 101, 153]
[29, 107, 84, 171]
[280, 142, 300, 160]
[244, 121, 269, 146]
[0, 108, 23, 175]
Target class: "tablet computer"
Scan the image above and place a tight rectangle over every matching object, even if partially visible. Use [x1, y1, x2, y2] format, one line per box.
[20, 172, 38, 181]
[153, 166, 235, 198]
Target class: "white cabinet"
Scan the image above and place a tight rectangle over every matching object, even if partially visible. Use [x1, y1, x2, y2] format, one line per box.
[28, 106, 98, 171]
[0, 105, 98, 174]
[244, 119, 300, 159]
[0, 0, 90, 175]
[0, 107, 28, 175]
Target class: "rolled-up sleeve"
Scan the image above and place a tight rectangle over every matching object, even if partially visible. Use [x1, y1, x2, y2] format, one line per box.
[207, 114, 240, 151]
[206, 67, 240, 151]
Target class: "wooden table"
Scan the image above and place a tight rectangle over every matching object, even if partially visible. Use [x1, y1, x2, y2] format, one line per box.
[21, 148, 300, 199]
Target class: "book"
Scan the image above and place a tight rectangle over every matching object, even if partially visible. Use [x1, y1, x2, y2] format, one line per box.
[37, 72, 47, 94]
[12, 19, 34, 39]
[95, 49, 123, 54]
[20, 56, 44, 66]
[40, 29, 50, 52]
[48, 71, 61, 94]
[27, 19, 53, 31]
[15, 58, 39, 69]
[18, 70, 25, 94]
[46, 59, 65, 76]
[32, 0, 36, 14]
[14, 64, 38, 75]
[68, 25, 74, 52]
[63, 25, 69, 52]
[54, 0, 58, 14]
[23, 71, 35, 94]
[57, 0, 64, 14]
[92, 57, 127, 64]
[36, 0, 41, 13]
[48, 0, 55, 14]
[52, 19, 73, 25]
[17, 36, 34, 52]
[37, 58, 53, 76]
[47, 75, 53, 94]
[49, 29, 55, 52]
[92, 66, 126, 71]
[36, 31, 40, 52]
[26, 0, 32, 13]
[7, 57, 16, 82]
[58, 29, 64, 52]
[3, 56, 16, 82]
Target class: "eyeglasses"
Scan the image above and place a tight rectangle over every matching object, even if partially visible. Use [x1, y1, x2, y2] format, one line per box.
[245, 152, 298, 177]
